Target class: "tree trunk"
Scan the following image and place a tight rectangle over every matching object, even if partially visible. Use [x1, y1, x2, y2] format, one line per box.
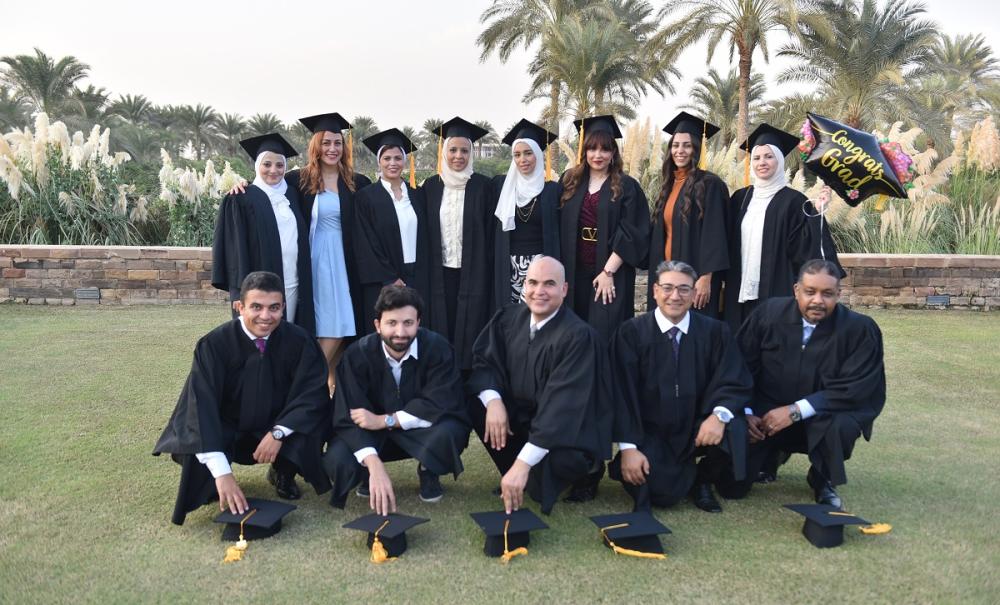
[737, 48, 752, 148]
[548, 80, 560, 133]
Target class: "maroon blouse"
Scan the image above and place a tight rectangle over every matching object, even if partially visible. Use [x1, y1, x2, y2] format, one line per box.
[576, 189, 600, 267]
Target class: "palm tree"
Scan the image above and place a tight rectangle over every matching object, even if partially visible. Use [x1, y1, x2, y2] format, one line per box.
[0, 48, 90, 116]
[107, 94, 152, 125]
[682, 67, 766, 146]
[64, 84, 109, 130]
[246, 112, 284, 136]
[777, 0, 937, 130]
[288, 122, 313, 157]
[147, 104, 185, 156]
[0, 86, 29, 131]
[915, 33, 1000, 137]
[656, 0, 802, 145]
[477, 0, 609, 131]
[474, 120, 500, 158]
[351, 115, 379, 175]
[178, 103, 220, 160]
[757, 92, 835, 133]
[218, 113, 246, 157]
[115, 124, 160, 164]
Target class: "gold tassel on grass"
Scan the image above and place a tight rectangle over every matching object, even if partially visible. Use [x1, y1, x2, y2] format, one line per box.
[860, 523, 893, 535]
[222, 509, 256, 564]
[370, 519, 397, 564]
[500, 519, 527, 564]
[600, 523, 666, 560]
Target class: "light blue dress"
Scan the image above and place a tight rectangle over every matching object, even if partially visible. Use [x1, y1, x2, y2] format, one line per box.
[312, 191, 356, 337]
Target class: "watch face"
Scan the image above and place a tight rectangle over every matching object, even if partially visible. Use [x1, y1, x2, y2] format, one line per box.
[272, 429, 283, 440]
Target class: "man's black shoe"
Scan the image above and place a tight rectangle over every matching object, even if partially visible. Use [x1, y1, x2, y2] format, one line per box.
[691, 483, 722, 513]
[268, 466, 302, 500]
[418, 464, 443, 503]
[356, 467, 370, 498]
[756, 450, 791, 483]
[807, 467, 843, 509]
[563, 461, 604, 503]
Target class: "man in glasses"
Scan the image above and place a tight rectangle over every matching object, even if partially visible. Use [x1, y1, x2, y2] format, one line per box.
[609, 260, 753, 512]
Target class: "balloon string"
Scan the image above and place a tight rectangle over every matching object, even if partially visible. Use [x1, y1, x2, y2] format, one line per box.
[802, 196, 828, 261]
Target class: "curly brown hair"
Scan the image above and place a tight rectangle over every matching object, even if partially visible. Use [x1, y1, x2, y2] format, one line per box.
[560, 129, 623, 206]
[652, 134, 707, 223]
[300, 131, 357, 196]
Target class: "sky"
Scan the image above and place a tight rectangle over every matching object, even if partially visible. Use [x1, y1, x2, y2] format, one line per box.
[4, 0, 998, 135]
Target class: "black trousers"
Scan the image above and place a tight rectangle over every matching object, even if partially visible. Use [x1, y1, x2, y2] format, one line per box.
[467, 398, 592, 514]
[746, 413, 864, 487]
[323, 418, 470, 507]
[442, 266, 461, 342]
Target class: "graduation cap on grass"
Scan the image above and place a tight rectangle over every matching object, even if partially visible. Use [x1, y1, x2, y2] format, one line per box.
[343, 513, 429, 563]
[215, 498, 297, 563]
[589, 511, 670, 559]
[502, 118, 560, 181]
[470, 509, 548, 562]
[239, 133, 298, 161]
[784, 504, 894, 548]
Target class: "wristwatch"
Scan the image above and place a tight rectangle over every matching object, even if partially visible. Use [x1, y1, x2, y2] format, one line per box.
[788, 404, 802, 423]
[604, 269, 615, 277]
[713, 409, 733, 424]
[384, 414, 397, 430]
[271, 427, 285, 441]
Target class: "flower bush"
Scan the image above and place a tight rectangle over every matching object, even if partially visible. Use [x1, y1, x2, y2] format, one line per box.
[157, 150, 242, 246]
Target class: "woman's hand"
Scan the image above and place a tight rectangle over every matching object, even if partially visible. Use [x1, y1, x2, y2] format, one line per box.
[693, 274, 712, 309]
[592, 271, 616, 305]
[227, 179, 249, 196]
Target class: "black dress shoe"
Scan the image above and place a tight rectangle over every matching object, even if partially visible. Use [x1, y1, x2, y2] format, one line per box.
[807, 467, 842, 509]
[268, 466, 302, 500]
[691, 483, 722, 513]
[563, 482, 598, 503]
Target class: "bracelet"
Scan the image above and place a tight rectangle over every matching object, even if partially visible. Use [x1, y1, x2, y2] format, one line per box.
[604, 269, 614, 277]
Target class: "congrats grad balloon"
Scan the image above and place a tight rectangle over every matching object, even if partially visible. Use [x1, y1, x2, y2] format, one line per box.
[798, 113, 909, 206]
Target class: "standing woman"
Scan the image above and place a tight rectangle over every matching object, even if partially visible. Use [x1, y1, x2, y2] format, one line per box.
[559, 115, 650, 344]
[723, 124, 843, 333]
[648, 112, 730, 318]
[293, 113, 372, 388]
[421, 117, 495, 371]
[353, 128, 431, 333]
[492, 118, 561, 310]
[212, 133, 315, 334]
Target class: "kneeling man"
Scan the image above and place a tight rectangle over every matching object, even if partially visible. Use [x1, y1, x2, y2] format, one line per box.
[738, 259, 886, 508]
[610, 261, 753, 512]
[324, 286, 469, 514]
[154, 271, 331, 523]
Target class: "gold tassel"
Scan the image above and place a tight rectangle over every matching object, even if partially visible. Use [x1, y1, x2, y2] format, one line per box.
[409, 143, 417, 189]
[222, 509, 256, 564]
[545, 135, 553, 182]
[370, 519, 398, 564]
[874, 194, 887, 211]
[697, 121, 708, 171]
[600, 524, 666, 560]
[576, 120, 585, 166]
[860, 523, 893, 535]
[437, 126, 443, 175]
[743, 150, 751, 187]
[500, 519, 528, 564]
[346, 130, 354, 172]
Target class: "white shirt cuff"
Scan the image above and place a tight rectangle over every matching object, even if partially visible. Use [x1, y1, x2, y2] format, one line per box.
[795, 399, 816, 419]
[395, 410, 432, 430]
[478, 389, 502, 407]
[618, 442, 637, 451]
[274, 424, 293, 437]
[195, 452, 232, 479]
[744, 407, 754, 417]
[712, 406, 733, 424]
[353, 447, 379, 465]
[516, 442, 549, 467]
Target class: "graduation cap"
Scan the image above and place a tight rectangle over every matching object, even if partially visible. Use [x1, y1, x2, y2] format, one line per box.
[362, 128, 419, 188]
[239, 133, 298, 161]
[298, 112, 352, 134]
[663, 112, 720, 171]
[589, 512, 671, 559]
[343, 513, 429, 562]
[214, 498, 297, 542]
[741, 123, 800, 157]
[434, 116, 490, 143]
[470, 509, 548, 561]
[502, 118, 560, 181]
[784, 504, 869, 548]
[571, 115, 622, 167]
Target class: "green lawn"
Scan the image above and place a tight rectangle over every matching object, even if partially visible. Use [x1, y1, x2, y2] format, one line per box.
[1, 305, 997, 603]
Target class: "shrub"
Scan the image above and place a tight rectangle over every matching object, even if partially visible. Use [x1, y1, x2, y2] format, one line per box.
[156, 149, 243, 247]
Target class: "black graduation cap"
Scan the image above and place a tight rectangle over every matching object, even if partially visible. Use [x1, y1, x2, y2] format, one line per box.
[213, 498, 297, 541]
[298, 112, 351, 134]
[502, 119, 559, 151]
[362, 128, 417, 156]
[589, 511, 671, 557]
[343, 513, 429, 559]
[662, 111, 721, 140]
[784, 504, 869, 548]
[434, 116, 490, 143]
[572, 115, 623, 139]
[740, 123, 800, 157]
[470, 509, 549, 558]
[239, 133, 299, 161]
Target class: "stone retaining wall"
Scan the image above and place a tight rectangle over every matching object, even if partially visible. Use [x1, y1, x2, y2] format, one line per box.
[1, 245, 998, 310]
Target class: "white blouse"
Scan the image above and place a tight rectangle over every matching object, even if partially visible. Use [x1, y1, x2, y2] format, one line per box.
[381, 178, 418, 264]
[440, 187, 465, 269]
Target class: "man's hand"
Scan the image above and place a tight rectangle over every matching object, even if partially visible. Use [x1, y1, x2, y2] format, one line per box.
[619, 448, 650, 485]
[215, 474, 249, 514]
[364, 456, 397, 516]
[693, 274, 712, 309]
[253, 432, 282, 464]
[695, 415, 725, 447]
[351, 408, 387, 431]
[762, 406, 795, 437]
[500, 460, 532, 514]
[746, 414, 766, 443]
[484, 398, 512, 451]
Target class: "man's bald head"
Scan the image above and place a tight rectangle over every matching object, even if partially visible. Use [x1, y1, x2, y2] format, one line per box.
[523, 256, 568, 320]
[526, 255, 566, 284]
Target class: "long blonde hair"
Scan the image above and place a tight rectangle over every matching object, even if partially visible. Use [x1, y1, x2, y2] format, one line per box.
[300, 131, 357, 195]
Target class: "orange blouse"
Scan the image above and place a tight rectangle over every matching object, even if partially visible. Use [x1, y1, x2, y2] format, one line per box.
[663, 168, 688, 260]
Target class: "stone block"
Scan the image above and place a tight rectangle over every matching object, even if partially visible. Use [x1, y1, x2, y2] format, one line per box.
[105, 269, 128, 280]
[118, 280, 148, 289]
[2, 268, 25, 278]
[125, 260, 154, 270]
[13, 260, 41, 269]
[186, 260, 205, 271]
[158, 271, 179, 280]
[159, 289, 178, 299]
[22, 247, 52, 258]
[0, 257, 11, 268]
[127, 270, 158, 280]
[41, 260, 74, 269]
[138, 247, 171, 258]
[108, 247, 141, 260]
[45, 269, 73, 279]
[129, 289, 159, 300]
[27, 298, 45, 305]
[152, 260, 177, 270]
[168, 248, 199, 260]
[48, 247, 79, 259]
[73, 259, 104, 270]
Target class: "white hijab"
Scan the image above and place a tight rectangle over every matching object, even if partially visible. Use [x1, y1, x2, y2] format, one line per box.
[376, 145, 407, 180]
[252, 151, 290, 203]
[494, 138, 546, 232]
[440, 137, 474, 190]
[739, 144, 787, 302]
[750, 144, 787, 202]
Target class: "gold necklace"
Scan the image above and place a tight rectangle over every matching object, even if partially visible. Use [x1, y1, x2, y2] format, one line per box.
[516, 197, 538, 222]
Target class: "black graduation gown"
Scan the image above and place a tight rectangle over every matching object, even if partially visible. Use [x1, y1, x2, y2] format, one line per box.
[559, 174, 650, 342]
[490, 177, 562, 312]
[422, 173, 496, 370]
[153, 320, 331, 524]
[353, 181, 431, 334]
[211, 185, 316, 335]
[723, 186, 843, 333]
[286, 169, 373, 337]
[467, 304, 612, 513]
[610, 311, 752, 505]
[325, 329, 470, 502]
[647, 172, 730, 318]
[737, 298, 886, 485]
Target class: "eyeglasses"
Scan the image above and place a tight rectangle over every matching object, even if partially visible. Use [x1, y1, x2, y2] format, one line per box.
[654, 283, 693, 296]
